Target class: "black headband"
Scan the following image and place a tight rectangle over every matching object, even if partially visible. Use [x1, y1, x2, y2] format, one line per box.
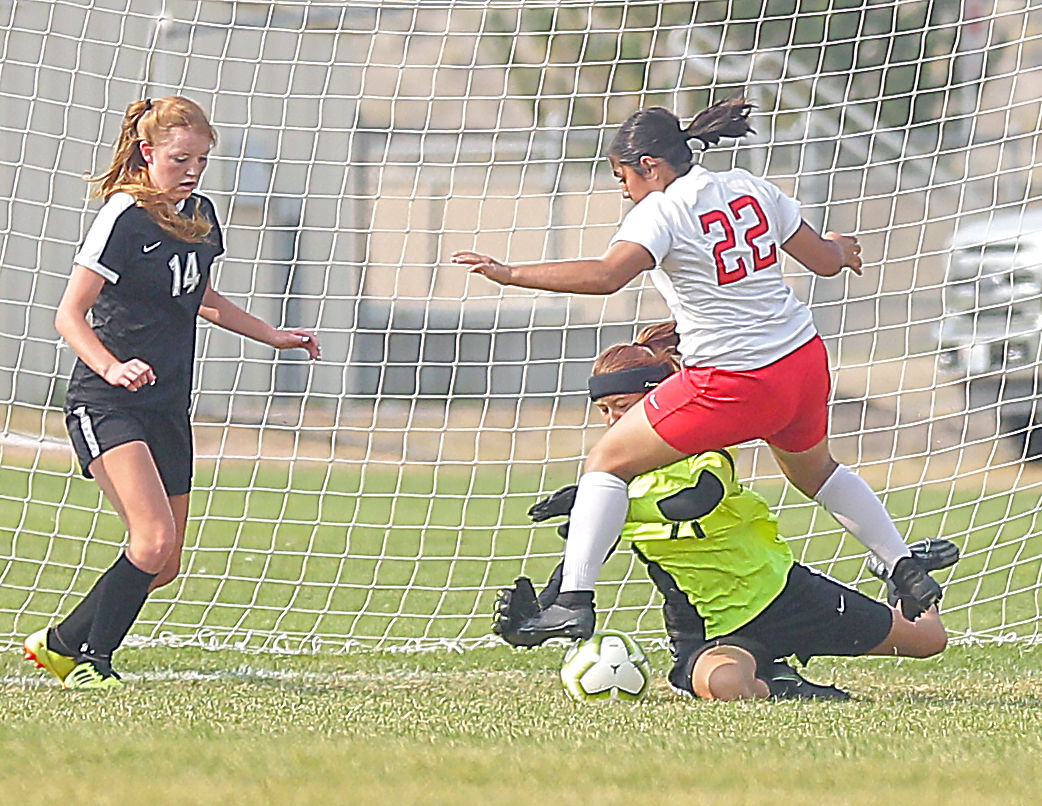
[588, 363, 673, 401]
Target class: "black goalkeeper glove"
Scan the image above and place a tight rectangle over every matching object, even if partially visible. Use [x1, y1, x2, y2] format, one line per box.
[492, 565, 564, 646]
[890, 556, 943, 621]
[528, 485, 577, 522]
[492, 576, 541, 644]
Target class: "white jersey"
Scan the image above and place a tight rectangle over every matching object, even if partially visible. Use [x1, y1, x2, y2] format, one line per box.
[610, 165, 816, 371]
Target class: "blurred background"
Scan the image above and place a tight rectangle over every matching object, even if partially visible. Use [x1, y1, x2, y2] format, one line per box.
[2, 0, 1042, 650]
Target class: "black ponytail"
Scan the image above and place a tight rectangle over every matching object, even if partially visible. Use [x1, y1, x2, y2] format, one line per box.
[609, 96, 754, 175]
[685, 97, 754, 150]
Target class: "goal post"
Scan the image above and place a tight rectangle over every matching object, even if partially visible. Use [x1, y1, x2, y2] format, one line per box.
[2, 0, 1042, 653]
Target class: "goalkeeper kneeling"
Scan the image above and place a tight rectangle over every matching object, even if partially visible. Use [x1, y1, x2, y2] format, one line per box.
[494, 331, 956, 701]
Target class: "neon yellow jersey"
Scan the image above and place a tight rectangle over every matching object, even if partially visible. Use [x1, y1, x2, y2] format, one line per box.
[622, 451, 794, 639]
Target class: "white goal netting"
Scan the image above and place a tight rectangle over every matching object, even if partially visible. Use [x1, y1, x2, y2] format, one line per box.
[2, 0, 1042, 653]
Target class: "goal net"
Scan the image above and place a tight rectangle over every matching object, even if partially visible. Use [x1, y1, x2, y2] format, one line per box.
[2, 0, 1042, 653]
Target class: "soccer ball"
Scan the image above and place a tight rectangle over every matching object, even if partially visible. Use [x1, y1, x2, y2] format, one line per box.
[559, 629, 651, 702]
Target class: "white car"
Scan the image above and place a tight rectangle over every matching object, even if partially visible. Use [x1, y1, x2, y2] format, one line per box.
[937, 208, 1042, 457]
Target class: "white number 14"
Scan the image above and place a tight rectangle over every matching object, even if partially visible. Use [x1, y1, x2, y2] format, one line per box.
[168, 252, 201, 297]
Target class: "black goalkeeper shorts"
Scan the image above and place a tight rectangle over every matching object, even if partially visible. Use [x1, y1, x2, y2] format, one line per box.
[669, 564, 894, 695]
[65, 403, 193, 496]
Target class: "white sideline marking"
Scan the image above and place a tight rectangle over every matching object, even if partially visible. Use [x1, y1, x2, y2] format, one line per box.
[0, 666, 512, 688]
[1, 431, 71, 453]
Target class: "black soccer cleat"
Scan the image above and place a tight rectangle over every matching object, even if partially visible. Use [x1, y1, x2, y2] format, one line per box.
[866, 538, 959, 608]
[766, 661, 850, 701]
[63, 657, 123, 690]
[889, 556, 943, 620]
[509, 602, 595, 647]
[866, 539, 959, 585]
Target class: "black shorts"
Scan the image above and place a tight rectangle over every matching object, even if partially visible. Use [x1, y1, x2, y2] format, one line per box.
[65, 404, 193, 496]
[669, 634, 776, 695]
[669, 564, 893, 694]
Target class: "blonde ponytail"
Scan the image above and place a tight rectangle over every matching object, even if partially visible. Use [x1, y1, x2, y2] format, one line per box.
[87, 96, 217, 242]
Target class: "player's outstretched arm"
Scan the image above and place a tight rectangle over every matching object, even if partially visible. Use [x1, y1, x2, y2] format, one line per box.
[782, 222, 863, 277]
[198, 280, 321, 359]
[451, 240, 653, 295]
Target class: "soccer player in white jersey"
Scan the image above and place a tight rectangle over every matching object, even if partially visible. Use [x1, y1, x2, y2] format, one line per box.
[453, 97, 941, 645]
[22, 96, 320, 689]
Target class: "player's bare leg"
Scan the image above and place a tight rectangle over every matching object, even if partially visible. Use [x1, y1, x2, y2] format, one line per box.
[91, 442, 178, 575]
[768, 438, 837, 497]
[150, 493, 189, 591]
[868, 606, 948, 658]
[62, 442, 171, 689]
[692, 645, 769, 700]
[691, 646, 849, 701]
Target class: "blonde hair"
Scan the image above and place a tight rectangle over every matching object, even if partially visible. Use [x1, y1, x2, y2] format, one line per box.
[592, 321, 681, 376]
[87, 96, 216, 242]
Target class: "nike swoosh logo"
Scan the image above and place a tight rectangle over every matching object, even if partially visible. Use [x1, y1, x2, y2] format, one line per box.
[143, 241, 162, 253]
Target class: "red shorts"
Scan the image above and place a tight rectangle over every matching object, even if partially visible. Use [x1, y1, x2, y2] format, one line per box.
[643, 336, 831, 455]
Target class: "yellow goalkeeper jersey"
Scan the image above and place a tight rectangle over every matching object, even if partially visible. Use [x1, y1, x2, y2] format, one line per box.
[622, 450, 794, 640]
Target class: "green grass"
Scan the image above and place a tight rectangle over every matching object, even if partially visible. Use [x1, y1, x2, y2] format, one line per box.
[4, 454, 1042, 648]
[4, 454, 1042, 801]
[2, 643, 1042, 804]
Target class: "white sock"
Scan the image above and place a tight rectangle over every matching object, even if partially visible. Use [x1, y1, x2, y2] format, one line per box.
[560, 471, 630, 592]
[814, 464, 911, 572]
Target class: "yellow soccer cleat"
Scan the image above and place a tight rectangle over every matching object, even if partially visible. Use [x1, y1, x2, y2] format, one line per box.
[23, 628, 77, 683]
[63, 660, 123, 691]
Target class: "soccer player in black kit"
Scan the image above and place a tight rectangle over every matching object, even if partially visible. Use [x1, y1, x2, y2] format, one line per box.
[22, 96, 321, 689]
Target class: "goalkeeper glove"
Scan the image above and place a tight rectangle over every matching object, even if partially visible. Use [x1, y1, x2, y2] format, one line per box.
[492, 576, 541, 643]
[492, 565, 566, 646]
[528, 485, 577, 522]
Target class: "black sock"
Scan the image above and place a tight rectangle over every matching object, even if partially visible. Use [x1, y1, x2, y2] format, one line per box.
[52, 562, 120, 656]
[556, 591, 594, 609]
[78, 553, 157, 663]
[47, 626, 81, 657]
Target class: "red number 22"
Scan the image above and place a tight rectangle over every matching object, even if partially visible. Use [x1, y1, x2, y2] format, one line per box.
[699, 195, 778, 286]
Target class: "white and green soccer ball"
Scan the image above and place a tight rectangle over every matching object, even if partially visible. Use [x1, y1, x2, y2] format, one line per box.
[559, 629, 651, 702]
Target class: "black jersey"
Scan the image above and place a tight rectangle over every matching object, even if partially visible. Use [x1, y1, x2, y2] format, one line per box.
[65, 192, 224, 411]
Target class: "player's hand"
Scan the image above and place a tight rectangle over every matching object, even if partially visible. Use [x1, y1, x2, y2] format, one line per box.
[451, 250, 515, 286]
[824, 231, 863, 276]
[492, 576, 541, 645]
[890, 556, 943, 620]
[273, 328, 322, 359]
[528, 485, 578, 522]
[104, 358, 156, 392]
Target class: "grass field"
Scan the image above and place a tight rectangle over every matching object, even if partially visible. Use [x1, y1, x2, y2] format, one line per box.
[2, 643, 1042, 804]
[4, 452, 1042, 648]
[3, 450, 1042, 802]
